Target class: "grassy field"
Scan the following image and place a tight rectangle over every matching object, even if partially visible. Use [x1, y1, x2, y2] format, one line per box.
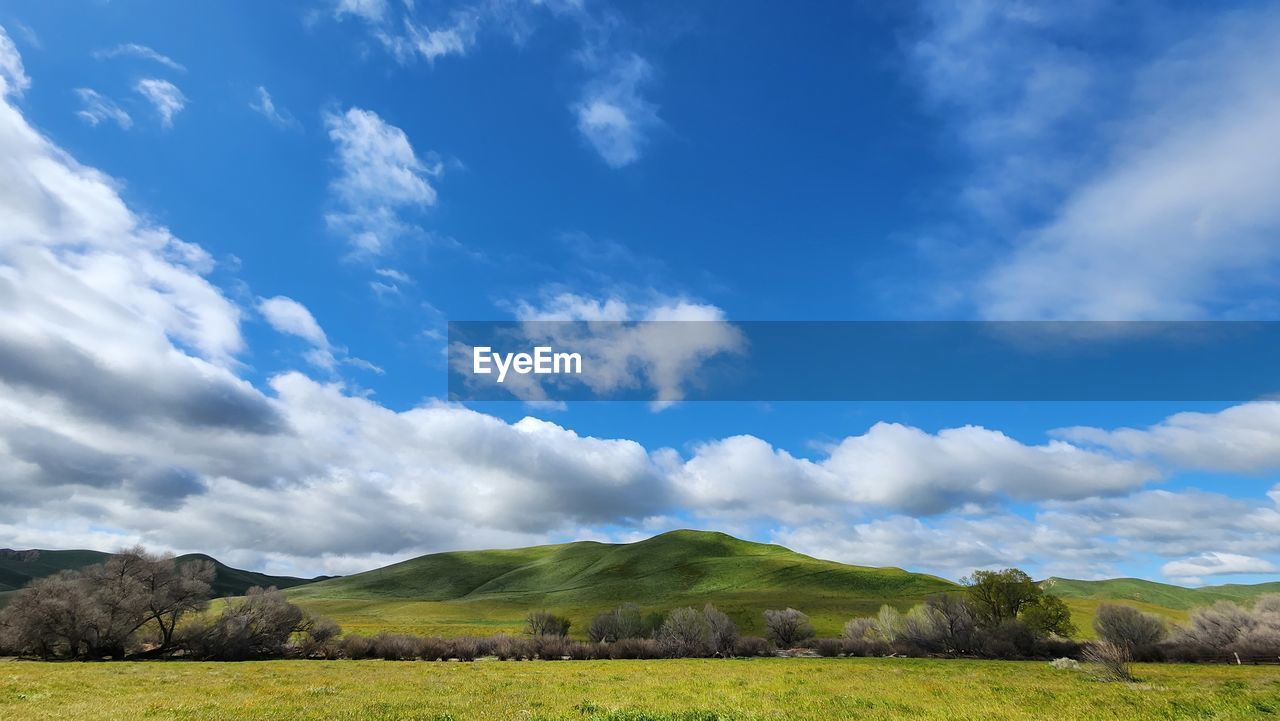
[2, 657, 1277, 720]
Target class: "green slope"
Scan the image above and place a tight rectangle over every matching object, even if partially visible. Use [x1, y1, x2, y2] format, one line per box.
[1044, 577, 1280, 611]
[288, 530, 958, 637]
[0, 548, 327, 598]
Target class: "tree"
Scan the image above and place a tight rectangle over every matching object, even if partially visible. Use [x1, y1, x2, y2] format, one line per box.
[704, 604, 738, 656]
[588, 603, 643, 643]
[657, 607, 711, 657]
[186, 587, 307, 660]
[763, 608, 814, 648]
[962, 569, 1041, 627]
[1021, 595, 1076, 638]
[1093, 604, 1165, 649]
[924, 594, 977, 653]
[525, 610, 571, 638]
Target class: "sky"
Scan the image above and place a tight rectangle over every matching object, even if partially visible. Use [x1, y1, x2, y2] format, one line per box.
[1, 0, 1279, 587]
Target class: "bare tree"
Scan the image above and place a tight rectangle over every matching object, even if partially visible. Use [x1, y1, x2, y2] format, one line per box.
[763, 608, 814, 648]
[704, 604, 738, 656]
[658, 607, 711, 657]
[525, 610, 571, 638]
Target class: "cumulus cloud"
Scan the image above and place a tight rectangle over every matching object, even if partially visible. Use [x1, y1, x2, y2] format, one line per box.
[1055, 402, 1280, 473]
[674, 422, 1157, 518]
[93, 43, 185, 72]
[1162, 552, 1279, 585]
[74, 88, 132, 129]
[134, 78, 186, 127]
[324, 107, 442, 256]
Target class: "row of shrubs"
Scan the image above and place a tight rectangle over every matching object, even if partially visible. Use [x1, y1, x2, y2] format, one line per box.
[1090, 596, 1280, 663]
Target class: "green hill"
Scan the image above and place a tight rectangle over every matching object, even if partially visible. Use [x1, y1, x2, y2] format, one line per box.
[0, 548, 327, 600]
[287, 529, 958, 637]
[1044, 576, 1280, 610]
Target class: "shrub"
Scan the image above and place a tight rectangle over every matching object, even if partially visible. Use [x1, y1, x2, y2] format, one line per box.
[371, 633, 419, 660]
[533, 635, 571, 660]
[924, 594, 978, 654]
[733, 636, 775, 657]
[1093, 604, 1166, 649]
[1177, 601, 1255, 648]
[1022, 595, 1077, 638]
[1254, 594, 1280, 615]
[839, 638, 892, 657]
[898, 605, 947, 652]
[1082, 641, 1134, 682]
[450, 637, 479, 661]
[763, 608, 814, 648]
[525, 611, 571, 638]
[339, 634, 374, 659]
[417, 636, 450, 661]
[1049, 657, 1080, 670]
[813, 638, 842, 657]
[608, 637, 663, 659]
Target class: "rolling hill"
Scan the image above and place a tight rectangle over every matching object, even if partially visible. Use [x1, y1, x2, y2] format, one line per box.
[286, 530, 958, 637]
[0, 548, 328, 599]
[1043, 576, 1280, 610]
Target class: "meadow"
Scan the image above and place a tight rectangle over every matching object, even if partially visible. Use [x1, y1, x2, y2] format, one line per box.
[2, 657, 1277, 720]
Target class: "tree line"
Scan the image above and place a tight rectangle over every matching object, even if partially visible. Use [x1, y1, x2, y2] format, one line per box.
[1, 551, 1276, 667]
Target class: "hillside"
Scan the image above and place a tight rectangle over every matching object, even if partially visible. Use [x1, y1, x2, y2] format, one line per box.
[1044, 576, 1280, 610]
[287, 529, 957, 637]
[0, 548, 327, 599]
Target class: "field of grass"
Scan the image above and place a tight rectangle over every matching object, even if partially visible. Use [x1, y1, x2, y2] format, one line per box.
[2, 657, 1277, 720]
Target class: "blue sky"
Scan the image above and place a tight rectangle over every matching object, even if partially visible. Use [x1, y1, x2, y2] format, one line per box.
[1, 1, 1279, 586]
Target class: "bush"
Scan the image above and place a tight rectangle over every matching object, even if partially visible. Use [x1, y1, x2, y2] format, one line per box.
[733, 636, 775, 657]
[763, 608, 814, 648]
[875, 605, 904, 642]
[417, 636, 451, 661]
[839, 638, 892, 657]
[525, 611, 571, 638]
[608, 637, 663, 659]
[339, 634, 374, 659]
[813, 638, 842, 657]
[1176, 601, 1255, 650]
[450, 637, 479, 661]
[1049, 657, 1079, 670]
[533, 635, 571, 660]
[1082, 641, 1134, 682]
[1093, 604, 1166, 649]
[371, 633, 419, 660]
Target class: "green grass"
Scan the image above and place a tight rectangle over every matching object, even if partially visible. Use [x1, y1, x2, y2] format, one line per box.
[2, 657, 1277, 720]
[287, 530, 957, 638]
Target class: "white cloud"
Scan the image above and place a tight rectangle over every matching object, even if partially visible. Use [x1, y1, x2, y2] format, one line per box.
[674, 422, 1157, 518]
[333, 0, 388, 23]
[74, 88, 132, 129]
[1056, 402, 1280, 473]
[324, 107, 442, 256]
[911, 3, 1280, 320]
[1162, 552, 1279, 585]
[574, 53, 658, 168]
[134, 78, 186, 128]
[258, 296, 328, 347]
[377, 14, 478, 64]
[93, 43, 185, 72]
[249, 86, 297, 129]
[0, 25, 30, 96]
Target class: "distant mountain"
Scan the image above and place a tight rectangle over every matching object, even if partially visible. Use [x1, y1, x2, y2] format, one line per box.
[0, 548, 330, 599]
[1043, 576, 1280, 610]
